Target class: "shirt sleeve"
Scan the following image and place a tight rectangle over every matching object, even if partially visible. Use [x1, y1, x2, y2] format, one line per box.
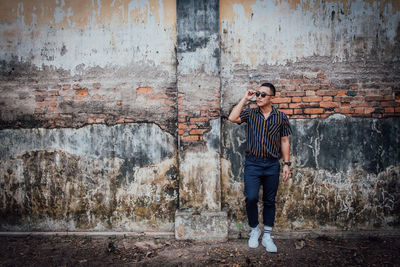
[280, 114, 292, 137]
[239, 109, 250, 124]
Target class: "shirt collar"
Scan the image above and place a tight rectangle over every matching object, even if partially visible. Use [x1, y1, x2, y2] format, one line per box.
[256, 106, 277, 116]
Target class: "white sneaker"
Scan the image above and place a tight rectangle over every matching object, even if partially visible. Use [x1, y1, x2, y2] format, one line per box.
[262, 236, 277, 253]
[248, 227, 261, 248]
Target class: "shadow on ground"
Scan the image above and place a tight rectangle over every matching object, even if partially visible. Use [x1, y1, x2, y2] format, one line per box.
[0, 235, 399, 266]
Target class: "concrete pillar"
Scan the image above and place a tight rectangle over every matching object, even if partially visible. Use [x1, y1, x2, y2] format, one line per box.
[175, 0, 228, 241]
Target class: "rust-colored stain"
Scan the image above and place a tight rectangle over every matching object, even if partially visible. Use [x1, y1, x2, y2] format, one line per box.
[220, 0, 400, 25]
[220, 0, 257, 25]
[0, 0, 176, 29]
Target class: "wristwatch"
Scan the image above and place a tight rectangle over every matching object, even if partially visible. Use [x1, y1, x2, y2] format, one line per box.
[284, 161, 291, 166]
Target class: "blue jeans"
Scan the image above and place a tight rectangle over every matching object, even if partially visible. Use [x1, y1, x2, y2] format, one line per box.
[244, 156, 280, 228]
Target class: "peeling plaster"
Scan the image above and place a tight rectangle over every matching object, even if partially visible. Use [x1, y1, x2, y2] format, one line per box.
[222, 117, 400, 231]
[0, 0, 176, 74]
[220, 0, 400, 67]
[0, 123, 178, 231]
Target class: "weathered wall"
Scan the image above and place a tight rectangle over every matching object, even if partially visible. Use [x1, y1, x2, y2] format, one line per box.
[220, 0, 400, 234]
[0, 0, 178, 231]
[1, 0, 399, 235]
[223, 115, 400, 231]
[0, 124, 177, 231]
[0, 0, 177, 130]
[177, 0, 221, 211]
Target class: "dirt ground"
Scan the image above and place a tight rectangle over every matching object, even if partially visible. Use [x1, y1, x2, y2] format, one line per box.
[0, 234, 399, 266]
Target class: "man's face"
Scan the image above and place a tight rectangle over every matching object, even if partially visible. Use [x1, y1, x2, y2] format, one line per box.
[256, 86, 274, 107]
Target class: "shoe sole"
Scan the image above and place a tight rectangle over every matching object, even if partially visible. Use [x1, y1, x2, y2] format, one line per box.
[262, 240, 277, 253]
[248, 242, 259, 248]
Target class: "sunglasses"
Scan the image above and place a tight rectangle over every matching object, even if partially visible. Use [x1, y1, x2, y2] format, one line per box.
[255, 91, 273, 98]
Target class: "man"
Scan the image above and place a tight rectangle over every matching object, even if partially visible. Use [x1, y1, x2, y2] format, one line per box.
[228, 82, 292, 253]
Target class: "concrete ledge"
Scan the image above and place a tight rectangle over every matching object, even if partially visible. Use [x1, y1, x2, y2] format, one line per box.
[0, 231, 174, 238]
[229, 230, 400, 240]
[175, 210, 228, 241]
[1, 229, 399, 239]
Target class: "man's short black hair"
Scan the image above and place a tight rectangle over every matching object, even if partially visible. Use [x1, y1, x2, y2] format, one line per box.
[261, 83, 276, 96]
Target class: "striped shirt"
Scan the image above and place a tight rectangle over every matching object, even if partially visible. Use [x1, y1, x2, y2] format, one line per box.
[239, 107, 292, 159]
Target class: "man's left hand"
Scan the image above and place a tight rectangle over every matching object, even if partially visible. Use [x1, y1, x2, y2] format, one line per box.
[283, 165, 290, 182]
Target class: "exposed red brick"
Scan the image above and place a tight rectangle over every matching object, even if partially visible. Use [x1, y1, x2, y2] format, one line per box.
[136, 87, 152, 94]
[341, 107, 354, 113]
[293, 109, 303, 115]
[353, 107, 364, 114]
[381, 101, 397, 107]
[385, 107, 395, 113]
[201, 111, 220, 117]
[316, 90, 337, 96]
[48, 107, 61, 113]
[320, 102, 338, 108]
[49, 102, 57, 107]
[93, 94, 101, 100]
[334, 96, 353, 102]
[76, 88, 88, 96]
[290, 79, 303, 85]
[305, 91, 316, 96]
[291, 115, 310, 119]
[149, 94, 168, 99]
[301, 85, 320, 91]
[44, 96, 58, 102]
[178, 124, 197, 129]
[284, 91, 305, 97]
[178, 112, 190, 117]
[189, 129, 208, 135]
[304, 108, 324, 114]
[292, 97, 302, 103]
[164, 99, 174, 105]
[281, 85, 297, 91]
[337, 90, 347, 96]
[289, 103, 306, 109]
[317, 72, 326, 79]
[364, 108, 375, 114]
[181, 135, 199, 141]
[341, 102, 351, 107]
[323, 96, 333, 101]
[278, 104, 289, 108]
[365, 96, 393, 101]
[280, 109, 293, 115]
[117, 100, 122, 106]
[302, 96, 322, 102]
[189, 117, 208, 123]
[36, 102, 47, 108]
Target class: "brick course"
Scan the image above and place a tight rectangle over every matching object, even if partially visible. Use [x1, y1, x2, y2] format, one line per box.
[268, 71, 400, 119]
